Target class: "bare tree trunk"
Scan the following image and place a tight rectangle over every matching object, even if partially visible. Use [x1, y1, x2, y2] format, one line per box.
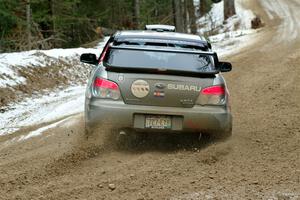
[187, 0, 197, 34]
[224, 0, 236, 20]
[0, 31, 4, 52]
[182, 0, 188, 32]
[173, 0, 184, 32]
[50, 0, 58, 47]
[26, 0, 31, 50]
[199, 0, 206, 17]
[49, 0, 55, 35]
[133, 0, 140, 28]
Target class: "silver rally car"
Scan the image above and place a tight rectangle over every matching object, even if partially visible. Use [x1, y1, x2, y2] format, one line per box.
[80, 27, 232, 139]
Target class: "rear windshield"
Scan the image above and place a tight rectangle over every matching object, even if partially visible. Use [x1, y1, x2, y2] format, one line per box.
[104, 49, 216, 73]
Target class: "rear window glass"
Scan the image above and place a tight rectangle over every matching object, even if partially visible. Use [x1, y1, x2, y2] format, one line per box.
[105, 49, 215, 73]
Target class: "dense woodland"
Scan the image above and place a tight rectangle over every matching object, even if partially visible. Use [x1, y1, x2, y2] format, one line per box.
[0, 0, 236, 52]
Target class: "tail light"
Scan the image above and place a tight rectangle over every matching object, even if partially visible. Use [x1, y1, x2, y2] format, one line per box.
[92, 77, 121, 100]
[196, 85, 226, 105]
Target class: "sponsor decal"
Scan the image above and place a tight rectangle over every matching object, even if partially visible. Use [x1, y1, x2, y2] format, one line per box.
[167, 84, 201, 92]
[155, 83, 166, 89]
[131, 80, 150, 98]
[154, 91, 165, 97]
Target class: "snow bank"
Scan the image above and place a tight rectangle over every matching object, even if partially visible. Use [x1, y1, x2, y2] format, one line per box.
[0, 38, 109, 136]
[260, 0, 299, 43]
[18, 117, 72, 141]
[0, 85, 85, 136]
[197, 0, 258, 57]
[0, 37, 108, 88]
[236, 2, 256, 30]
[198, 1, 255, 34]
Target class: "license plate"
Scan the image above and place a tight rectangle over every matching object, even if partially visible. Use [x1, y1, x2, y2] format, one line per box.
[145, 115, 172, 129]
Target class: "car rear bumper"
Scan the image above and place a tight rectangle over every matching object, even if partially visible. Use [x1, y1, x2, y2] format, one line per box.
[85, 98, 232, 133]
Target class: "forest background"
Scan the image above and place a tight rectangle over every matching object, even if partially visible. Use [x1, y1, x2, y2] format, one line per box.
[0, 0, 236, 52]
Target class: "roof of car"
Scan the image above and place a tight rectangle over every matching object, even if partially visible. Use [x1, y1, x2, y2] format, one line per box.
[114, 30, 207, 43]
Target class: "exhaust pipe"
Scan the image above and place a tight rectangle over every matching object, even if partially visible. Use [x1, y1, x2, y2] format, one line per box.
[119, 130, 127, 135]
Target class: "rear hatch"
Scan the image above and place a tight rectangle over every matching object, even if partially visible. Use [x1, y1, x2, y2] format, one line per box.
[108, 72, 214, 108]
[103, 45, 218, 108]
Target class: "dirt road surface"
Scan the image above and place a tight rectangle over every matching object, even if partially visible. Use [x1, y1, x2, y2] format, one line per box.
[0, 0, 299, 199]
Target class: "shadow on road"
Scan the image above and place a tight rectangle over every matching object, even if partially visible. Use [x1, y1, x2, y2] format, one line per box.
[104, 131, 230, 153]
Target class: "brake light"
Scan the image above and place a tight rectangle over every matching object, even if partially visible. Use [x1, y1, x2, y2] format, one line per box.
[94, 77, 118, 90]
[93, 77, 120, 100]
[201, 85, 225, 95]
[196, 85, 225, 105]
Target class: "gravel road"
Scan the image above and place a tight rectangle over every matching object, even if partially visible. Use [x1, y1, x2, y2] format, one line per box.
[0, 0, 299, 199]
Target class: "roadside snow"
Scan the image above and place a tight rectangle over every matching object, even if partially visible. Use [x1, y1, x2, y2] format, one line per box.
[0, 49, 93, 88]
[198, 0, 255, 34]
[0, 85, 85, 136]
[260, 0, 300, 44]
[211, 29, 258, 57]
[236, 1, 256, 30]
[0, 37, 108, 88]
[18, 117, 72, 141]
[41, 48, 99, 59]
[198, 0, 258, 57]
[0, 116, 76, 148]
[0, 38, 108, 137]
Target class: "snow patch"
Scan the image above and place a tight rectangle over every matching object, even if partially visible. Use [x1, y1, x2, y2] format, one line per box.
[1, 116, 78, 148]
[260, 0, 300, 45]
[0, 37, 109, 136]
[236, 1, 256, 30]
[198, 0, 256, 34]
[211, 29, 258, 57]
[0, 85, 85, 136]
[197, 0, 258, 57]
[18, 117, 71, 141]
[0, 37, 108, 88]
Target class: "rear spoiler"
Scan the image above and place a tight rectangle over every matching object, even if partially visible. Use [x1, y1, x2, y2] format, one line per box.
[109, 45, 220, 65]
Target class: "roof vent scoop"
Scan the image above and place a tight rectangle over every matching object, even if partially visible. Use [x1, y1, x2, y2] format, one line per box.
[145, 24, 176, 32]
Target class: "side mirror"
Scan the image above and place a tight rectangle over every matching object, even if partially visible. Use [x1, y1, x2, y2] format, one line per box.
[218, 62, 232, 72]
[80, 53, 98, 65]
